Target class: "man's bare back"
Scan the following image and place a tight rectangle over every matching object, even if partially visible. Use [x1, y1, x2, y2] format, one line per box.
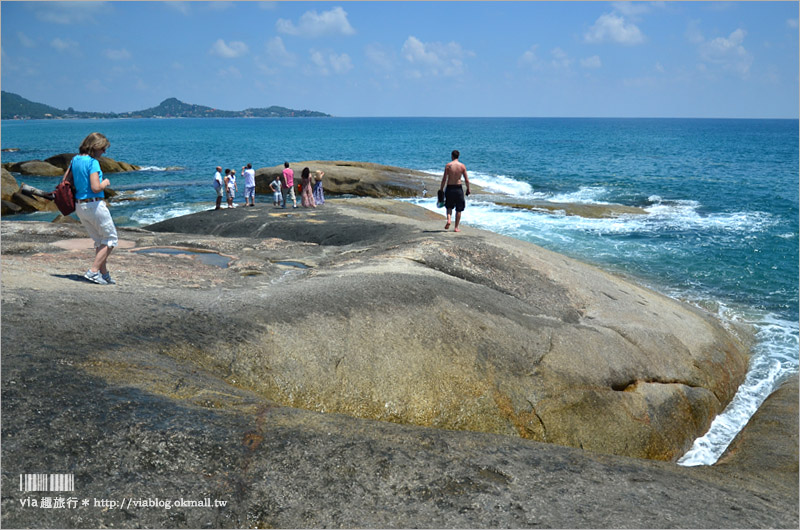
[443, 159, 468, 186]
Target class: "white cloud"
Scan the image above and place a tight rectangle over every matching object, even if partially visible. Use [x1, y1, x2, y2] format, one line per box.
[518, 44, 542, 69]
[218, 66, 242, 79]
[685, 19, 704, 44]
[580, 55, 602, 69]
[401, 36, 473, 77]
[699, 28, 752, 76]
[265, 37, 296, 66]
[51, 38, 79, 54]
[329, 52, 353, 74]
[611, 1, 664, 18]
[18, 32, 36, 48]
[277, 6, 355, 37]
[787, 19, 799, 29]
[35, 1, 107, 24]
[164, 2, 191, 15]
[309, 49, 353, 75]
[585, 13, 645, 45]
[209, 39, 248, 58]
[550, 47, 573, 69]
[365, 43, 394, 72]
[104, 48, 131, 61]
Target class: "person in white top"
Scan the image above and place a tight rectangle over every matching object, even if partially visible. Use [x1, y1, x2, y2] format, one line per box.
[213, 166, 224, 210]
[242, 163, 256, 207]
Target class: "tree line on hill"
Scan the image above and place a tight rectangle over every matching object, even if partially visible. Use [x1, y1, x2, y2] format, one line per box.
[1, 91, 331, 120]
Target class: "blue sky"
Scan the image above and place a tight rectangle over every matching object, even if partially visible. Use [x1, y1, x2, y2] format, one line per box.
[2, 1, 798, 118]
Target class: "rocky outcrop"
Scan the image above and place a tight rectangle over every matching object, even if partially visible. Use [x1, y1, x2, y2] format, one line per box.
[1, 155, 131, 216]
[145, 199, 749, 462]
[1, 207, 794, 529]
[494, 198, 647, 218]
[4, 159, 64, 176]
[43, 153, 141, 174]
[1, 168, 58, 215]
[4, 153, 140, 176]
[255, 160, 484, 198]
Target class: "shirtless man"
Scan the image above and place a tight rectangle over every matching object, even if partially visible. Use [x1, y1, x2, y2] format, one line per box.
[439, 150, 470, 232]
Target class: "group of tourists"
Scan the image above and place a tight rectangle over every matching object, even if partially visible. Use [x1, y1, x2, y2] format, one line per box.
[213, 163, 257, 209]
[64, 131, 469, 287]
[214, 162, 325, 210]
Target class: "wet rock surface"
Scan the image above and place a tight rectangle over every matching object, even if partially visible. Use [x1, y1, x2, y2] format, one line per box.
[2, 200, 796, 528]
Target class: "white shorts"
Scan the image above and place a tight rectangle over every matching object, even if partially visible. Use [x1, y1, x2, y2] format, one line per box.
[76, 200, 118, 248]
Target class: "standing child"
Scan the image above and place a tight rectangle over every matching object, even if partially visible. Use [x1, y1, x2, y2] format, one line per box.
[269, 175, 282, 207]
[225, 168, 237, 208]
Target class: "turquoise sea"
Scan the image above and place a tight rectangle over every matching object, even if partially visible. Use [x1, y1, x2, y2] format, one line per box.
[2, 117, 798, 465]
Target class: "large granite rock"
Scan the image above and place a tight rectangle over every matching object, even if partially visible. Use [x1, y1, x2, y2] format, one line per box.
[145, 199, 749, 462]
[1, 207, 794, 529]
[1, 167, 20, 201]
[4, 159, 64, 177]
[2, 156, 130, 217]
[254, 160, 648, 218]
[44, 153, 141, 174]
[1, 167, 57, 215]
[5, 154, 140, 176]
[254, 160, 481, 198]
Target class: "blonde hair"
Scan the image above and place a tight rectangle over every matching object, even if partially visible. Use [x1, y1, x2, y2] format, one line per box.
[78, 132, 110, 156]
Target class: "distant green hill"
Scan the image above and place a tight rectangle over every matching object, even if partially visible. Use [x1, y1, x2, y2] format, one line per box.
[1, 91, 330, 119]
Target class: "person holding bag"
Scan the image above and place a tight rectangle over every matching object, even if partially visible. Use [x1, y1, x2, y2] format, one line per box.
[70, 132, 118, 285]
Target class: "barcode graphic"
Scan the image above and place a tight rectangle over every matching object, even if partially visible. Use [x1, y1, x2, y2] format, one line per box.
[19, 474, 74, 492]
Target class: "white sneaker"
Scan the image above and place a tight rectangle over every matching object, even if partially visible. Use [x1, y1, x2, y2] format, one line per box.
[84, 269, 108, 285]
[102, 272, 116, 285]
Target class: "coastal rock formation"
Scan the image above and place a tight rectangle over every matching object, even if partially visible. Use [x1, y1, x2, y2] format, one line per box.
[1, 209, 795, 529]
[3, 153, 140, 176]
[254, 160, 648, 218]
[44, 153, 141, 174]
[1, 155, 135, 216]
[145, 199, 749, 461]
[1, 168, 58, 215]
[254, 160, 481, 198]
[4, 159, 64, 177]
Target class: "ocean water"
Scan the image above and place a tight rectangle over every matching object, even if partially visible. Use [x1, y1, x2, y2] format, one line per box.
[3, 117, 798, 464]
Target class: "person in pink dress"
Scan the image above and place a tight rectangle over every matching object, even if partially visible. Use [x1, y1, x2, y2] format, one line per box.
[300, 167, 316, 208]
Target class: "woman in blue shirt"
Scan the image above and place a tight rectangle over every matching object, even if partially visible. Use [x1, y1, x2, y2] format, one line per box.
[69, 132, 118, 285]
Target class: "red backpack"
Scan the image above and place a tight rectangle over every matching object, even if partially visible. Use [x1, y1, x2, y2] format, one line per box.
[53, 166, 76, 216]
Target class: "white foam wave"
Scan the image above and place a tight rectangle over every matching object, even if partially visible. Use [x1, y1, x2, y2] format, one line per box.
[547, 186, 610, 204]
[470, 171, 535, 197]
[418, 168, 534, 198]
[643, 198, 776, 234]
[129, 203, 210, 226]
[678, 314, 799, 466]
[137, 165, 169, 171]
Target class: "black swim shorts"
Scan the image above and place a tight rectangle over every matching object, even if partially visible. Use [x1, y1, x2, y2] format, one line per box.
[445, 184, 466, 212]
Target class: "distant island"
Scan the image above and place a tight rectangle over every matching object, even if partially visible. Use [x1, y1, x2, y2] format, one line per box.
[1, 91, 331, 120]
